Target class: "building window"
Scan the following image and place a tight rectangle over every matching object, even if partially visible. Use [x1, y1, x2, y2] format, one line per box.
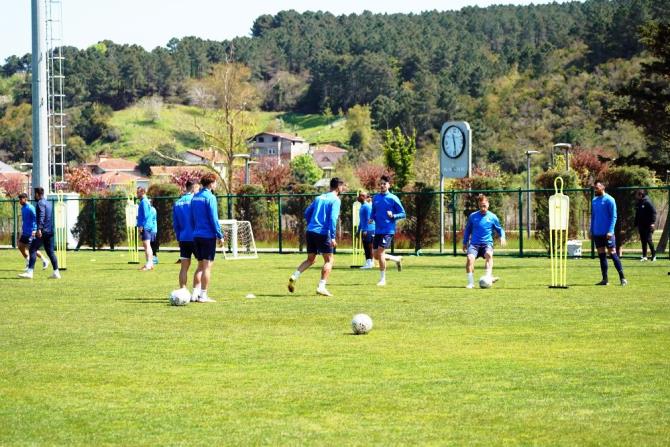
[272, 136, 278, 142]
[269, 148, 275, 155]
[258, 137, 265, 143]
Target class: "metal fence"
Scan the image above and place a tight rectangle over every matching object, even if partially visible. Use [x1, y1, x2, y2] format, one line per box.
[1, 186, 668, 258]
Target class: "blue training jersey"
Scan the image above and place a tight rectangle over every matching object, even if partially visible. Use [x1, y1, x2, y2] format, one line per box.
[371, 191, 406, 235]
[173, 193, 194, 242]
[190, 188, 223, 239]
[21, 203, 37, 236]
[358, 201, 375, 234]
[145, 206, 158, 233]
[463, 210, 505, 246]
[35, 198, 54, 234]
[591, 193, 617, 236]
[137, 196, 151, 228]
[305, 191, 341, 240]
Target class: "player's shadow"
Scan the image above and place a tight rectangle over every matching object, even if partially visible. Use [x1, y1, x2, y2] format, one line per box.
[116, 297, 166, 304]
[256, 294, 287, 298]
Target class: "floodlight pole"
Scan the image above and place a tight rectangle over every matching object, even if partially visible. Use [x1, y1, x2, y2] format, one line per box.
[233, 153, 258, 185]
[525, 150, 540, 237]
[31, 0, 49, 194]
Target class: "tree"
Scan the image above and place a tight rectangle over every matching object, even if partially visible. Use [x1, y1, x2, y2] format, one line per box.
[611, 21, 670, 171]
[383, 127, 416, 190]
[194, 61, 260, 193]
[355, 163, 394, 192]
[170, 168, 207, 192]
[0, 103, 32, 162]
[401, 182, 439, 253]
[284, 184, 317, 251]
[290, 154, 322, 185]
[147, 183, 180, 245]
[65, 167, 108, 195]
[254, 159, 291, 194]
[345, 104, 373, 151]
[139, 144, 181, 176]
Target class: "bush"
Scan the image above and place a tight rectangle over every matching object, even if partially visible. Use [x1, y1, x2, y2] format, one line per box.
[533, 170, 584, 250]
[401, 182, 439, 253]
[284, 184, 317, 252]
[458, 176, 505, 218]
[147, 183, 180, 244]
[600, 166, 657, 251]
[71, 192, 126, 249]
[235, 184, 268, 230]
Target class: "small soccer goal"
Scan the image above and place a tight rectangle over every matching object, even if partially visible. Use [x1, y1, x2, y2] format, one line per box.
[218, 219, 258, 260]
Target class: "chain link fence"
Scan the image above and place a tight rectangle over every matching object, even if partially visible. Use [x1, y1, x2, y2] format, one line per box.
[1, 186, 668, 258]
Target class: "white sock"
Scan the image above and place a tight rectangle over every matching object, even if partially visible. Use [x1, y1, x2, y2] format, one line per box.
[292, 270, 301, 280]
[366, 259, 373, 266]
[192, 287, 201, 299]
[318, 279, 326, 289]
[467, 272, 474, 285]
[200, 290, 207, 299]
[27, 268, 34, 274]
[486, 269, 492, 278]
[386, 254, 400, 263]
[380, 271, 386, 281]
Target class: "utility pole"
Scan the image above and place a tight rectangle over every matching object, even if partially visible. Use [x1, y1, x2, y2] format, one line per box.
[31, 0, 49, 194]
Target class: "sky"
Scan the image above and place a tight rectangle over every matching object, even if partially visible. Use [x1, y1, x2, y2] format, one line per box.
[1, 0, 573, 62]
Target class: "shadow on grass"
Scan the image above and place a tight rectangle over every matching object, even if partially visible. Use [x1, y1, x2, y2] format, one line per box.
[116, 298, 167, 304]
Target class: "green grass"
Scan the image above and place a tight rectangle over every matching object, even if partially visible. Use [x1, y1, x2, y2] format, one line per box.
[1, 251, 669, 445]
[90, 106, 349, 160]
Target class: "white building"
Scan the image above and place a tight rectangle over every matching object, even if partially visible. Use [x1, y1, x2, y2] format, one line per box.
[249, 132, 310, 165]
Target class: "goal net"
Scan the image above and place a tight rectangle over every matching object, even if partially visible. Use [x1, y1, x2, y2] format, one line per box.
[218, 220, 258, 260]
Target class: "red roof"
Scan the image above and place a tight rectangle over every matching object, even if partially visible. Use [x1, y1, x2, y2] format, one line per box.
[87, 156, 137, 171]
[313, 144, 348, 153]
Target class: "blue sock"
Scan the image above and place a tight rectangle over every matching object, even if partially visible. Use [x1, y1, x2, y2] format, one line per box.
[598, 253, 608, 281]
[610, 253, 625, 280]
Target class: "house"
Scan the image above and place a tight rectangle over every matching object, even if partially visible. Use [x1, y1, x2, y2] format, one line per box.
[182, 149, 227, 178]
[311, 144, 348, 170]
[248, 132, 310, 164]
[84, 155, 148, 190]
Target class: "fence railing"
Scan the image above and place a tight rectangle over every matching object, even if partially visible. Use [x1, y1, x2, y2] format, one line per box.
[1, 186, 668, 258]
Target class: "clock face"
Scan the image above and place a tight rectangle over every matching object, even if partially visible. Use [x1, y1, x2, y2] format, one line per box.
[442, 126, 465, 159]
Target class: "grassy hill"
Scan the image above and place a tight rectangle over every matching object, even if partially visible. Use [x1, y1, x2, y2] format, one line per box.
[90, 104, 349, 160]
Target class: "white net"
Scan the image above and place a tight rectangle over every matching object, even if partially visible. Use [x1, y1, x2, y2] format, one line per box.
[219, 220, 258, 260]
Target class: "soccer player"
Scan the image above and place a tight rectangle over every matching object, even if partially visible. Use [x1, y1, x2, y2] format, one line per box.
[591, 180, 627, 286]
[462, 194, 506, 289]
[288, 177, 345, 297]
[190, 173, 223, 303]
[19, 187, 61, 279]
[149, 203, 159, 264]
[634, 189, 657, 261]
[370, 175, 405, 286]
[17, 193, 48, 272]
[357, 190, 375, 269]
[173, 181, 202, 301]
[136, 187, 154, 271]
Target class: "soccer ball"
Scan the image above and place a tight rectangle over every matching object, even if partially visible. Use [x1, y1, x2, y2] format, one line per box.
[479, 275, 493, 289]
[169, 288, 190, 306]
[352, 313, 373, 335]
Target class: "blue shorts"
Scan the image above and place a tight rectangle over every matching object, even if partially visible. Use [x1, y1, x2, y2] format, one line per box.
[361, 232, 374, 245]
[467, 243, 493, 259]
[141, 229, 156, 242]
[593, 235, 616, 249]
[306, 231, 333, 254]
[19, 234, 33, 245]
[373, 234, 394, 249]
[194, 237, 217, 261]
[179, 241, 195, 260]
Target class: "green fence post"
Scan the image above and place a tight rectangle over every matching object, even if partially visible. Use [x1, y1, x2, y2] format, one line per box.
[227, 194, 233, 220]
[451, 190, 457, 256]
[12, 199, 18, 248]
[590, 188, 595, 259]
[518, 188, 524, 257]
[277, 193, 283, 254]
[92, 198, 97, 251]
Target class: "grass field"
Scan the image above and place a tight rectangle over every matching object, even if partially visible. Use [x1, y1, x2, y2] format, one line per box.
[1, 250, 669, 445]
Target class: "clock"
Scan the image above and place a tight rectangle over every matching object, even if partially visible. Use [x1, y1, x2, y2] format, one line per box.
[442, 125, 465, 159]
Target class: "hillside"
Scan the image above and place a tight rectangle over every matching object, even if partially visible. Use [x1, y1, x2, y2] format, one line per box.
[89, 105, 349, 160]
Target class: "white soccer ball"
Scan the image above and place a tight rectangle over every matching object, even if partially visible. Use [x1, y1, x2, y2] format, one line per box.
[352, 313, 373, 335]
[169, 288, 190, 306]
[479, 275, 493, 289]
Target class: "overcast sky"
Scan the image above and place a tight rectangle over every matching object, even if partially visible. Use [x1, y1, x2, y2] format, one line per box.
[1, 0, 575, 62]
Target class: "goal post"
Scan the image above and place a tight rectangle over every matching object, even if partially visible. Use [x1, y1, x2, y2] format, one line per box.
[218, 219, 258, 260]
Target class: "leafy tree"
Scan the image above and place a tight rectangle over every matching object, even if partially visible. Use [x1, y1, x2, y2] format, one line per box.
[290, 154, 322, 185]
[345, 104, 373, 158]
[96, 190, 127, 250]
[401, 182, 439, 253]
[235, 184, 268, 230]
[254, 159, 291, 194]
[72, 103, 113, 144]
[170, 168, 207, 193]
[65, 167, 108, 194]
[611, 21, 670, 171]
[284, 183, 317, 252]
[355, 163, 394, 192]
[600, 165, 657, 253]
[138, 143, 181, 176]
[0, 103, 32, 162]
[383, 127, 416, 190]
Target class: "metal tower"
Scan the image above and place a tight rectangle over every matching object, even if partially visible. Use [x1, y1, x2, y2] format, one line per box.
[45, 0, 66, 187]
